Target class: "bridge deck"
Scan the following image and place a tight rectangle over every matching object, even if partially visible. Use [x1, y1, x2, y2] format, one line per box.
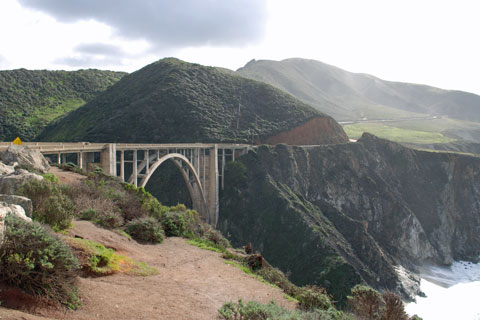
[0, 142, 251, 153]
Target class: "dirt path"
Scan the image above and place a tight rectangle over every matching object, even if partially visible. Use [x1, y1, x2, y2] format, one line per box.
[1, 168, 296, 319]
[48, 166, 86, 186]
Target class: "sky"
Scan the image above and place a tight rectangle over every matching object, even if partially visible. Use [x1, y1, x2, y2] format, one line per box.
[0, 0, 479, 94]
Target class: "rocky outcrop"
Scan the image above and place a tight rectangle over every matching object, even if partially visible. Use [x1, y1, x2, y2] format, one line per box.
[0, 194, 32, 217]
[0, 145, 46, 195]
[0, 169, 43, 195]
[0, 162, 15, 175]
[219, 133, 480, 303]
[0, 201, 32, 243]
[0, 145, 50, 173]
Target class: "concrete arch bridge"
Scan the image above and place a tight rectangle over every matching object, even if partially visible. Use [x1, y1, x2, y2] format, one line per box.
[0, 142, 251, 226]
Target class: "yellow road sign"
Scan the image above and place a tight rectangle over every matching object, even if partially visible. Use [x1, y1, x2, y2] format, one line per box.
[13, 137, 22, 145]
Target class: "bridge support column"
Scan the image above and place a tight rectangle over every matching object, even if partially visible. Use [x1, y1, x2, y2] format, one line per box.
[132, 150, 138, 187]
[100, 144, 116, 176]
[77, 152, 83, 170]
[206, 145, 219, 226]
[120, 151, 125, 181]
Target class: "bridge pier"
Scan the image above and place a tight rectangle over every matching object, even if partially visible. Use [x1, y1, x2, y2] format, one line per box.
[100, 143, 116, 175]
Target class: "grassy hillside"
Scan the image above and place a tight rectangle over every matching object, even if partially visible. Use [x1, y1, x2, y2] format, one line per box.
[39, 58, 346, 144]
[237, 58, 480, 152]
[237, 58, 480, 122]
[0, 69, 126, 141]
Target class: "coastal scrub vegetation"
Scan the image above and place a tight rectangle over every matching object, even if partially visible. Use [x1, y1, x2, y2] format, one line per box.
[0, 215, 81, 309]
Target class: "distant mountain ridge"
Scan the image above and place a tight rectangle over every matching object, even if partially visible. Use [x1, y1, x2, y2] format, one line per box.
[0, 69, 126, 141]
[39, 58, 347, 145]
[237, 58, 480, 122]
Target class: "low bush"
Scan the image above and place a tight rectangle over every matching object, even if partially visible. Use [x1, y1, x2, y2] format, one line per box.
[117, 191, 149, 222]
[19, 179, 75, 231]
[0, 215, 80, 308]
[297, 286, 333, 311]
[162, 211, 187, 237]
[41, 172, 60, 183]
[218, 300, 352, 320]
[347, 285, 382, 319]
[379, 291, 408, 320]
[347, 286, 410, 320]
[204, 227, 231, 249]
[254, 264, 299, 297]
[125, 216, 164, 244]
[93, 209, 124, 229]
[246, 254, 264, 271]
[79, 208, 97, 220]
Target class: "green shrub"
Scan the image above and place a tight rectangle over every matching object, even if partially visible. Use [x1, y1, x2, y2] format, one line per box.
[218, 300, 352, 320]
[0, 215, 80, 308]
[93, 210, 124, 229]
[125, 216, 164, 244]
[42, 172, 60, 183]
[19, 179, 75, 231]
[79, 208, 97, 220]
[255, 265, 299, 297]
[117, 191, 149, 221]
[348, 285, 382, 320]
[379, 291, 408, 320]
[204, 227, 231, 249]
[297, 286, 333, 311]
[162, 211, 187, 236]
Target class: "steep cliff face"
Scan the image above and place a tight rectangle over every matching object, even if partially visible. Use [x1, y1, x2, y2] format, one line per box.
[219, 134, 480, 303]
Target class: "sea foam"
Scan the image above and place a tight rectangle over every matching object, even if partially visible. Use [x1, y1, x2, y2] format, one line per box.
[406, 259, 480, 320]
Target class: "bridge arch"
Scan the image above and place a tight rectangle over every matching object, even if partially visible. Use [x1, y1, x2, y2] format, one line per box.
[131, 153, 210, 224]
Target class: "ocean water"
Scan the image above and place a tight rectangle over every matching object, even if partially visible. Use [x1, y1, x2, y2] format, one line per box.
[405, 259, 480, 320]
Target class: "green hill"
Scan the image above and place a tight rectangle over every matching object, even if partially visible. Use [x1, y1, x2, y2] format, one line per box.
[237, 58, 480, 151]
[237, 58, 480, 122]
[39, 58, 347, 144]
[0, 69, 126, 141]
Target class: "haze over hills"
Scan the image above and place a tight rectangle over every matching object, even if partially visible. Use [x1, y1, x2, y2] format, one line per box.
[0, 69, 126, 141]
[237, 58, 480, 122]
[38, 58, 347, 145]
[237, 58, 480, 152]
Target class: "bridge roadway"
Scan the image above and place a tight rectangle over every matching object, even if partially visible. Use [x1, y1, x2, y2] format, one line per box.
[0, 142, 252, 226]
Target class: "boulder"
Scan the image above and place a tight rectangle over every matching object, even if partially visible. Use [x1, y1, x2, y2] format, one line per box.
[0, 194, 33, 217]
[0, 145, 50, 173]
[0, 162, 15, 175]
[0, 169, 43, 195]
[0, 201, 32, 243]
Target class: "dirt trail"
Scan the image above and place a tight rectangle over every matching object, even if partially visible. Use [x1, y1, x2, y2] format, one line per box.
[48, 166, 86, 185]
[0, 168, 295, 320]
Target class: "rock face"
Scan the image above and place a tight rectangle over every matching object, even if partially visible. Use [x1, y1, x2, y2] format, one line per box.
[0, 145, 50, 173]
[0, 194, 32, 217]
[219, 133, 480, 303]
[0, 169, 43, 195]
[0, 162, 15, 175]
[0, 201, 32, 243]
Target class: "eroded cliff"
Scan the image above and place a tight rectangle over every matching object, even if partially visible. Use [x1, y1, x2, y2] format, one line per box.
[219, 133, 480, 304]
